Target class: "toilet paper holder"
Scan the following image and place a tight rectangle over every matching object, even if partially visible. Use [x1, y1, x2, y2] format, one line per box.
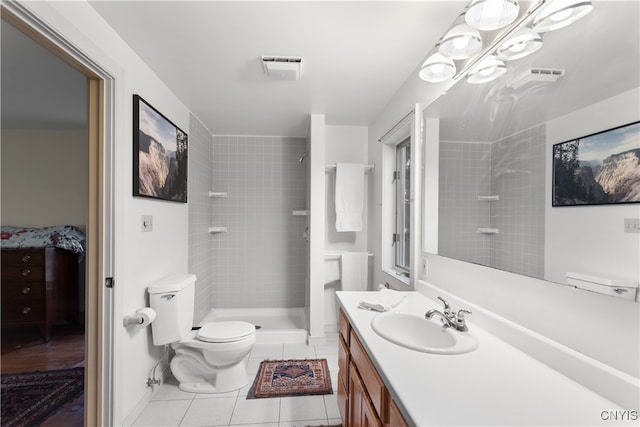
[123, 307, 156, 327]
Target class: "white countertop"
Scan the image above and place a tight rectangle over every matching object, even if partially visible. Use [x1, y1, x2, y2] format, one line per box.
[337, 291, 634, 427]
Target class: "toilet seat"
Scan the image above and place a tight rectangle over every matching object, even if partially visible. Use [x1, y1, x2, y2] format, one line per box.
[197, 321, 256, 343]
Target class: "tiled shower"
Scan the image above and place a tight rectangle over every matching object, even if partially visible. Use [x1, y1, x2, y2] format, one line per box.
[210, 135, 309, 309]
[439, 124, 545, 279]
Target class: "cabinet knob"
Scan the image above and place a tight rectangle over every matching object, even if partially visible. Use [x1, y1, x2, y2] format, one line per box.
[21, 255, 31, 263]
[21, 269, 31, 277]
[22, 287, 31, 295]
[22, 307, 32, 315]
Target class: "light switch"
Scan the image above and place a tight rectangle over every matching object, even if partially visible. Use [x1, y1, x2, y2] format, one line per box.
[624, 218, 640, 233]
[142, 215, 153, 232]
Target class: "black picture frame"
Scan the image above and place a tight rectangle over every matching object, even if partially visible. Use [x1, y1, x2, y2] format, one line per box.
[133, 95, 188, 203]
[552, 121, 640, 207]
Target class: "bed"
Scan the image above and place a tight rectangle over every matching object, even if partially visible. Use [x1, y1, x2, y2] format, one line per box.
[1, 225, 86, 342]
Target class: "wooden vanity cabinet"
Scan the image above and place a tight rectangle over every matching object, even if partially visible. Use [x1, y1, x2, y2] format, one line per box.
[338, 308, 409, 427]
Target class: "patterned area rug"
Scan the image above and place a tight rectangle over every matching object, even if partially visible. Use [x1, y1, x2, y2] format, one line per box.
[1, 367, 84, 427]
[247, 359, 333, 399]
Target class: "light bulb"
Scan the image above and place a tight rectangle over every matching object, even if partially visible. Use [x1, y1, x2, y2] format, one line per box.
[484, 0, 505, 17]
[430, 63, 444, 74]
[509, 41, 527, 52]
[453, 36, 470, 50]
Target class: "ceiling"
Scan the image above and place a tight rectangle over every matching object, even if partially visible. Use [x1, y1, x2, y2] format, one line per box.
[88, 1, 465, 136]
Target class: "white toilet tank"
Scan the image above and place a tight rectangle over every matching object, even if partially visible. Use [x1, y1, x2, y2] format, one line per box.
[148, 274, 196, 346]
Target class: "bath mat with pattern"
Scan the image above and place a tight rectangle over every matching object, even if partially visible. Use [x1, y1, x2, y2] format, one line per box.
[247, 358, 333, 399]
[1, 367, 84, 427]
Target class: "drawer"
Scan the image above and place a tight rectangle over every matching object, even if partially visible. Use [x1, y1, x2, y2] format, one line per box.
[1, 265, 45, 281]
[350, 330, 385, 417]
[2, 281, 45, 300]
[339, 308, 350, 345]
[1, 251, 45, 266]
[338, 334, 350, 390]
[1, 300, 44, 323]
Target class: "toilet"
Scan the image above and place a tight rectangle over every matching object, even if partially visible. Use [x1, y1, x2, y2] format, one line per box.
[148, 274, 256, 393]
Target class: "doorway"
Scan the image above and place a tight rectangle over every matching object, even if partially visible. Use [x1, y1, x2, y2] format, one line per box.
[1, 4, 112, 426]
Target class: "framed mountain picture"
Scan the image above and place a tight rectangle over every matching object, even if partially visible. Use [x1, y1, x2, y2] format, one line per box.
[133, 95, 188, 203]
[552, 121, 640, 206]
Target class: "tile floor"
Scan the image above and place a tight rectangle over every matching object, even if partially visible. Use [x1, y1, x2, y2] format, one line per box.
[133, 335, 341, 427]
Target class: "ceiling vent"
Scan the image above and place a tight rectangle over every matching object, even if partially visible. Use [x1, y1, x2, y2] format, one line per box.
[506, 68, 565, 90]
[261, 56, 303, 81]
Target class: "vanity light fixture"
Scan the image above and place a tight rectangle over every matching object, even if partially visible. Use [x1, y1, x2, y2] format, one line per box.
[532, 0, 593, 33]
[496, 27, 543, 61]
[418, 0, 594, 85]
[465, 0, 520, 31]
[467, 55, 507, 84]
[438, 24, 483, 60]
[419, 53, 457, 83]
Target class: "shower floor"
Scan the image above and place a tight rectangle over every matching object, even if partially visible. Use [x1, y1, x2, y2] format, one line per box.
[201, 307, 308, 344]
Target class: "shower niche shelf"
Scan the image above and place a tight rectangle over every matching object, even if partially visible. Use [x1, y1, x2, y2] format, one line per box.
[477, 228, 499, 235]
[208, 227, 227, 234]
[478, 195, 499, 201]
[209, 191, 228, 198]
[292, 210, 308, 216]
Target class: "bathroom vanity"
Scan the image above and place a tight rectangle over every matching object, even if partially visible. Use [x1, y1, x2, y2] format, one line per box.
[336, 290, 636, 426]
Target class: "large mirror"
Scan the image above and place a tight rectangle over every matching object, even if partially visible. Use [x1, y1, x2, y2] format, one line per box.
[421, 0, 640, 291]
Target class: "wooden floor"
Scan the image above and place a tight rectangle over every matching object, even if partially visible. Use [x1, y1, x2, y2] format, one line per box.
[1, 324, 85, 426]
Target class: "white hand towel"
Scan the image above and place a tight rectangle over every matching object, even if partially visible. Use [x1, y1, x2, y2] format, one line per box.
[358, 288, 406, 312]
[335, 163, 364, 232]
[340, 252, 369, 291]
[324, 256, 341, 285]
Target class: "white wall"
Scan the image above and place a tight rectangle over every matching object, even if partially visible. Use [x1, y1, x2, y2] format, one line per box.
[19, 1, 190, 424]
[545, 88, 640, 285]
[368, 37, 640, 381]
[324, 125, 369, 329]
[1, 129, 88, 231]
[325, 125, 369, 252]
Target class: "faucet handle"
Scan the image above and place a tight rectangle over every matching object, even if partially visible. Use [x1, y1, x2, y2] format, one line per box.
[455, 309, 472, 331]
[437, 296, 453, 317]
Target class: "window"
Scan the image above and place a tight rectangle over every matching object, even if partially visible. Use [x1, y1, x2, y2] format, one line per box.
[395, 138, 411, 272]
[381, 113, 413, 284]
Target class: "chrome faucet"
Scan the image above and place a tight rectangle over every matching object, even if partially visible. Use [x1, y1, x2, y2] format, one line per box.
[425, 296, 472, 332]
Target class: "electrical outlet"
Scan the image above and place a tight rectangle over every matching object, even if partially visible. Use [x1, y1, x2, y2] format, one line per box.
[142, 215, 153, 232]
[624, 218, 640, 233]
[421, 256, 429, 277]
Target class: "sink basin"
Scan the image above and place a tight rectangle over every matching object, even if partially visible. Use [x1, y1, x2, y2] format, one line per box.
[371, 312, 479, 355]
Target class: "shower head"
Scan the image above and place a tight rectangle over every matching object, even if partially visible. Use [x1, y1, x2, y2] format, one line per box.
[298, 153, 308, 163]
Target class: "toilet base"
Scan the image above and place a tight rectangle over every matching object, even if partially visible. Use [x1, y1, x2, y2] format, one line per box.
[172, 354, 250, 394]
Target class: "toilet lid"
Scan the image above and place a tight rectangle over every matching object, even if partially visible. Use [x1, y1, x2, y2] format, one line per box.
[197, 321, 256, 343]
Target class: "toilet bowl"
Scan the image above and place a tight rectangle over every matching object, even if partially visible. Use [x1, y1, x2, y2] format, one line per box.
[148, 274, 257, 393]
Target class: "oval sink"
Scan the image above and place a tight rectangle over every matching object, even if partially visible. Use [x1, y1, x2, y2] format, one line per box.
[371, 312, 479, 355]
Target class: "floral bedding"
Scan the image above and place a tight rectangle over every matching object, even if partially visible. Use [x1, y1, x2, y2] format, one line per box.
[0, 225, 86, 256]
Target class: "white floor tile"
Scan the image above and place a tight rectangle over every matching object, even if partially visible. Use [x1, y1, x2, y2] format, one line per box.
[323, 354, 339, 371]
[230, 397, 281, 424]
[313, 341, 338, 356]
[153, 378, 197, 401]
[328, 418, 342, 425]
[283, 343, 316, 358]
[247, 357, 266, 375]
[180, 397, 237, 426]
[193, 388, 240, 399]
[278, 420, 327, 427]
[324, 394, 341, 420]
[250, 343, 284, 359]
[133, 400, 192, 426]
[279, 395, 327, 422]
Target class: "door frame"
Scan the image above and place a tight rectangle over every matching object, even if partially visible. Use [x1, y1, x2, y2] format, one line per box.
[1, 3, 116, 425]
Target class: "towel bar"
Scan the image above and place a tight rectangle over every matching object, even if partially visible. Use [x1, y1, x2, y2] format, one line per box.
[325, 164, 374, 172]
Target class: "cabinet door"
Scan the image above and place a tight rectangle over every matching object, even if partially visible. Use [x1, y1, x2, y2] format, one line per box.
[385, 396, 409, 427]
[349, 362, 382, 427]
[337, 372, 349, 427]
